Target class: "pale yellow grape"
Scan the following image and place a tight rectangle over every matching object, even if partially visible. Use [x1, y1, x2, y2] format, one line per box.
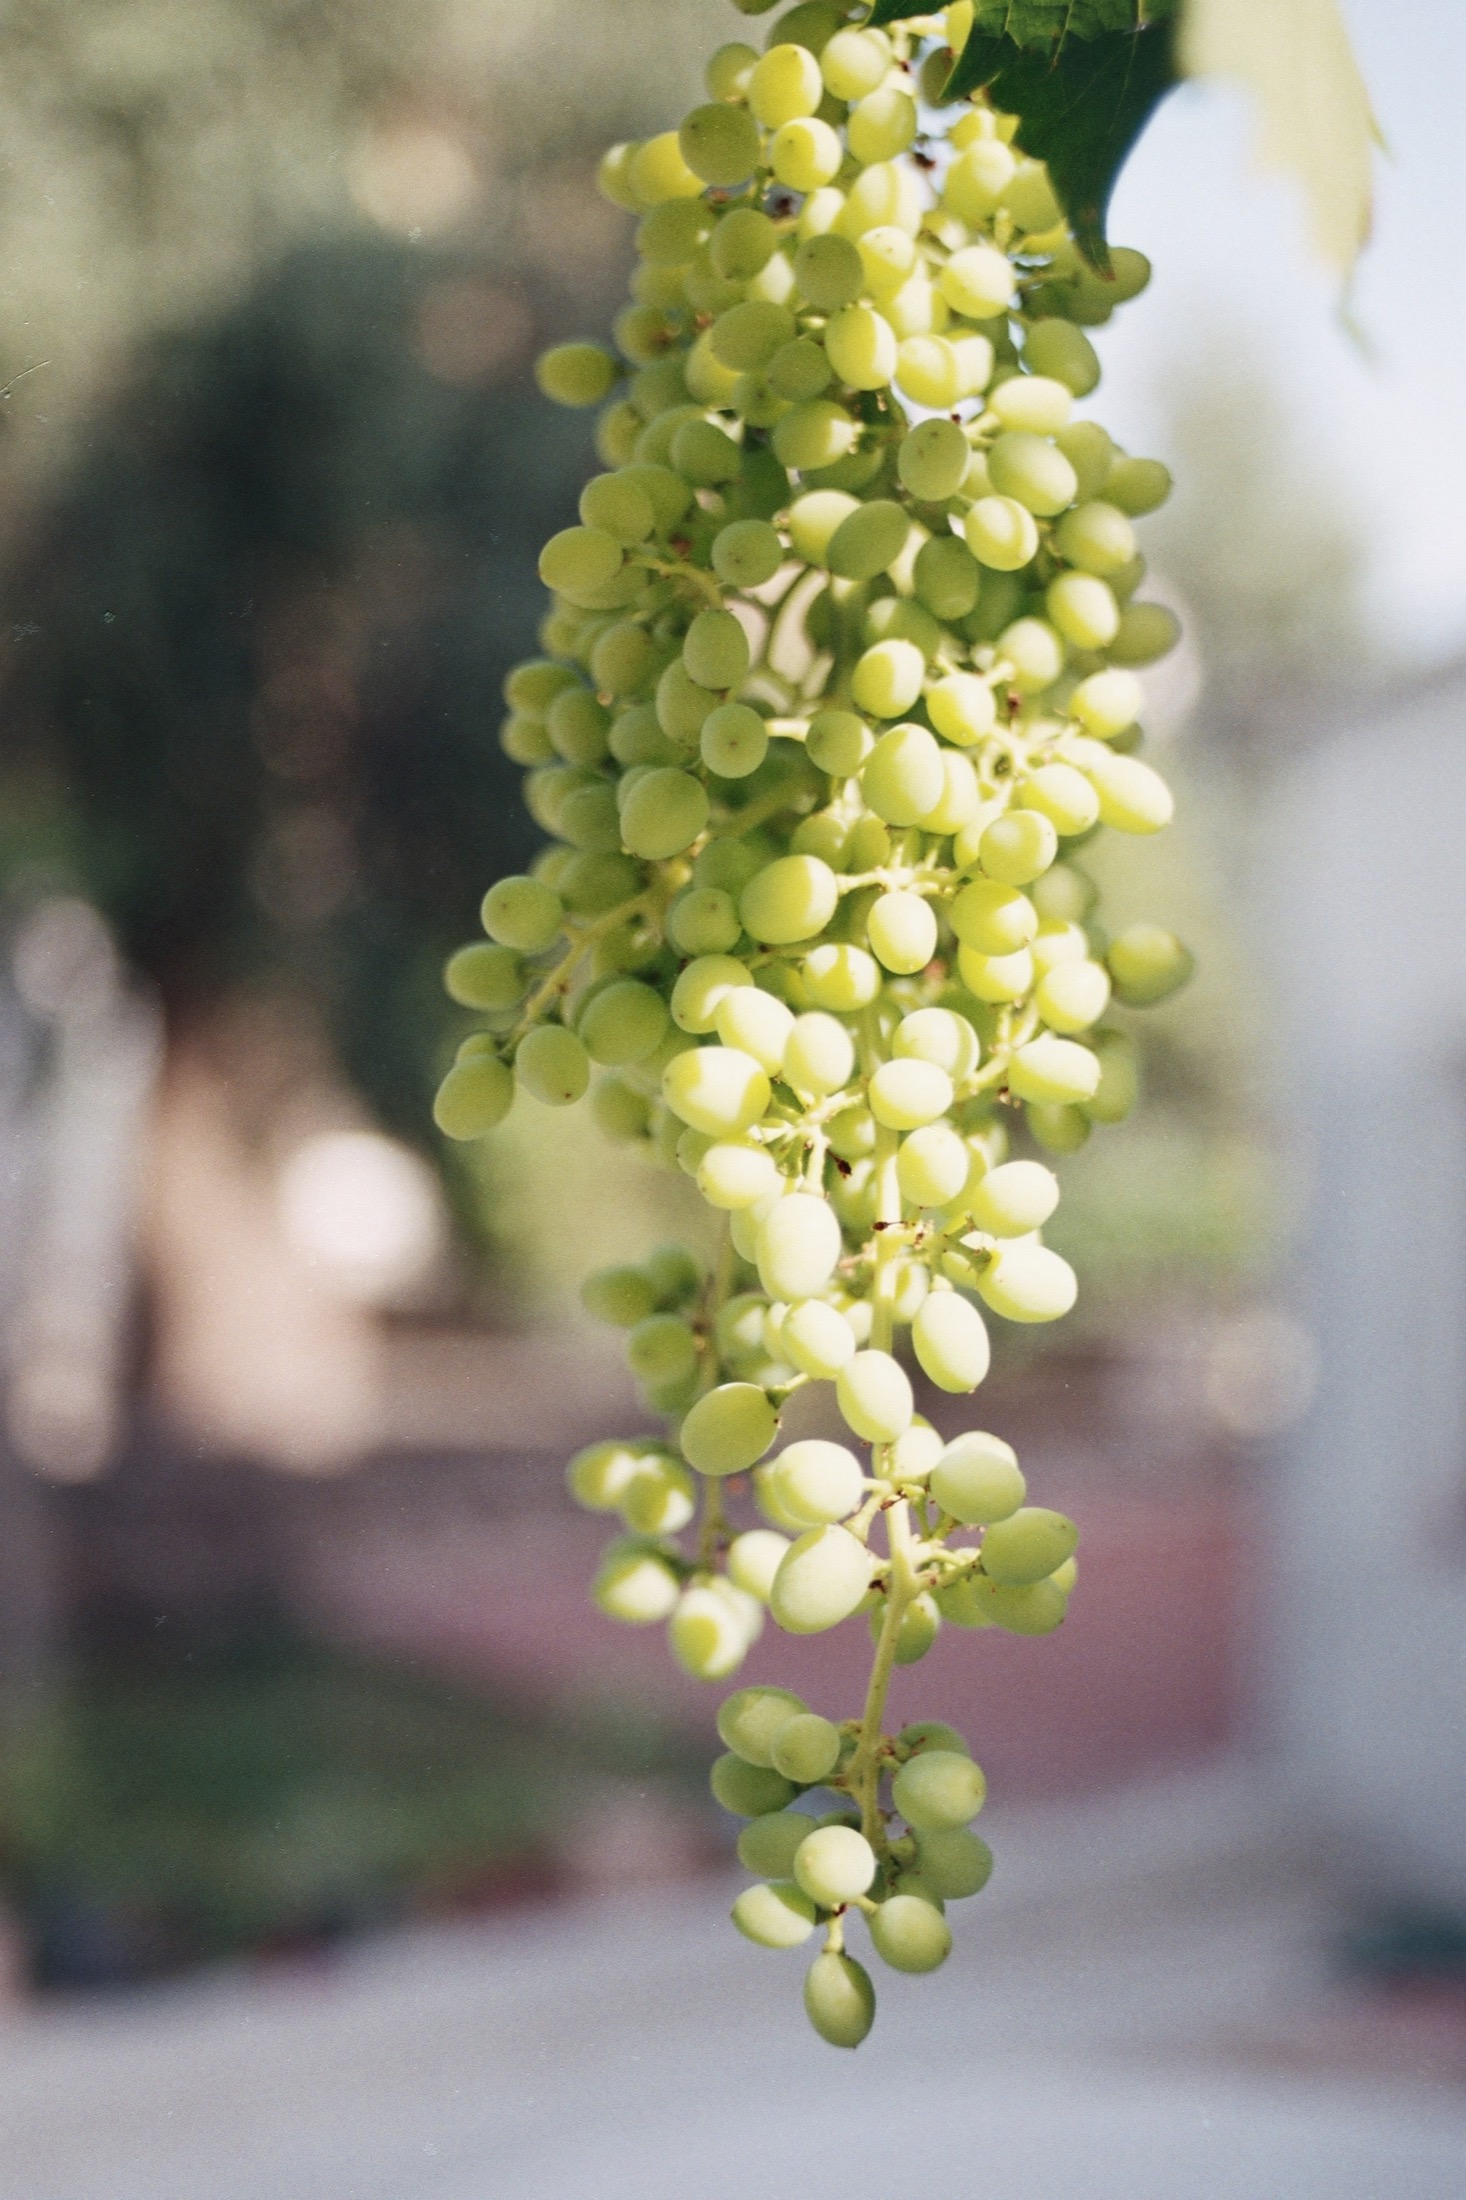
[629, 131, 703, 205]
[912, 1291, 991, 1393]
[987, 432, 1077, 518]
[697, 1141, 782, 1210]
[772, 1438, 865, 1526]
[771, 1711, 842, 1784]
[433, 1055, 513, 1140]
[890, 336, 959, 409]
[749, 41, 823, 127]
[671, 955, 753, 1034]
[848, 83, 916, 164]
[867, 891, 938, 977]
[950, 878, 1037, 956]
[757, 1191, 843, 1300]
[806, 709, 873, 778]
[1081, 748, 1174, 833]
[732, 1880, 818, 1949]
[1008, 1033, 1099, 1105]
[964, 496, 1039, 572]
[745, 248, 795, 306]
[771, 117, 843, 191]
[515, 1025, 590, 1106]
[1036, 958, 1110, 1033]
[978, 809, 1058, 887]
[860, 722, 943, 828]
[927, 672, 998, 748]
[943, 136, 1015, 221]
[618, 768, 709, 861]
[771, 1525, 874, 1633]
[981, 1505, 1079, 1585]
[803, 942, 882, 1011]
[1056, 500, 1136, 577]
[827, 500, 911, 584]
[884, 276, 945, 341]
[1002, 158, 1061, 232]
[870, 1894, 952, 1974]
[594, 1542, 681, 1623]
[804, 1951, 876, 2048]
[662, 1045, 771, 1137]
[679, 99, 761, 186]
[781, 1300, 858, 1380]
[672, 1583, 758, 1679]
[835, 1349, 913, 1442]
[951, 332, 996, 397]
[851, 639, 925, 720]
[891, 1422, 945, 1481]
[1110, 600, 1181, 665]
[892, 1748, 986, 1831]
[820, 23, 889, 98]
[916, 1826, 994, 1899]
[857, 224, 917, 294]
[867, 1058, 953, 1131]
[715, 986, 795, 1071]
[825, 304, 898, 391]
[1023, 317, 1100, 397]
[728, 1529, 792, 1603]
[719, 1681, 808, 1766]
[998, 616, 1065, 693]
[787, 489, 860, 564]
[990, 375, 1073, 435]
[622, 1455, 697, 1535]
[795, 1823, 877, 1905]
[929, 1431, 1025, 1524]
[1105, 454, 1172, 515]
[939, 244, 1015, 320]
[740, 855, 839, 946]
[783, 1012, 855, 1098]
[680, 1382, 779, 1478]
[481, 873, 563, 953]
[567, 1436, 645, 1509]
[1022, 762, 1100, 836]
[1070, 667, 1143, 739]
[976, 1240, 1078, 1324]
[967, 1159, 1058, 1236]
[1048, 571, 1120, 649]
[894, 1008, 979, 1083]
[837, 158, 923, 239]
[1107, 923, 1193, 1004]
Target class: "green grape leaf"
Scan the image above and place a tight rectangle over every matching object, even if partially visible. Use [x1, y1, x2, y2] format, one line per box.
[946, 19, 1180, 268]
[869, 0, 1174, 34]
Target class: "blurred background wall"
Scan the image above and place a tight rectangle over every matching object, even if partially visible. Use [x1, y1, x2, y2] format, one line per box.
[0, 0, 1458, 1997]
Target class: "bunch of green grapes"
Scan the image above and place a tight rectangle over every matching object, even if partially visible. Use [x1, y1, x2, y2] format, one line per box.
[434, 0, 1191, 2047]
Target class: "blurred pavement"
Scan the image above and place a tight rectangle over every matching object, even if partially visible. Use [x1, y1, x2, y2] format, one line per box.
[7, 1762, 1466, 2200]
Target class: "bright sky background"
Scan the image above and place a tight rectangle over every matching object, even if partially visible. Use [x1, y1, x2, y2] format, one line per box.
[1092, 0, 1466, 668]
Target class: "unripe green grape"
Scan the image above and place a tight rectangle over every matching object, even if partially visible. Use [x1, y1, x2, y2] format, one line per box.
[588, 622, 659, 700]
[706, 37, 759, 98]
[922, 675, 993, 752]
[537, 342, 619, 407]
[501, 709, 563, 761]
[783, 1011, 855, 1097]
[787, 488, 860, 564]
[851, 639, 925, 721]
[712, 986, 795, 1074]
[756, 1191, 842, 1300]
[835, 1350, 913, 1443]
[803, 943, 881, 1012]
[976, 1240, 1078, 1324]
[772, 1711, 843, 1783]
[944, 136, 1015, 221]
[767, 338, 834, 403]
[622, 1453, 697, 1534]
[750, 40, 823, 125]
[680, 1382, 779, 1478]
[670, 416, 743, 487]
[951, 940, 1032, 997]
[1008, 1032, 1099, 1106]
[859, 722, 942, 828]
[916, 1826, 994, 1899]
[969, 1158, 1059, 1235]
[866, 890, 938, 978]
[596, 140, 642, 213]
[930, 1430, 1025, 1524]
[516, 1024, 591, 1107]
[663, 1045, 770, 1140]
[728, 1530, 792, 1605]
[655, 659, 718, 747]
[773, 1438, 864, 1527]
[990, 374, 1073, 436]
[979, 808, 1059, 887]
[579, 979, 669, 1066]
[998, 616, 1065, 694]
[666, 885, 740, 957]
[697, 1140, 782, 1211]
[641, 1242, 702, 1305]
[580, 1266, 658, 1328]
[898, 418, 969, 502]
[892, 1748, 986, 1832]
[479, 874, 561, 956]
[699, 704, 767, 781]
[504, 657, 580, 718]
[825, 304, 898, 391]
[1109, 600, 1181, 665]
[1021, 762, 1100, 838]
[794, 1823, 877, 1905]
[933, 1571, 995, 1628]
[559, 779, 624, 853]
[770, 115, 842, 191]
[870, 1893, 952, 1973]
[626, 1312, 699, 1386]
[820, 23, 889, 98]
[719, 1682, 808, 1766]
[711, 300, 797, 376]
[773, 400, 858, 478]
[1036, 957, 1110, 1033]
[629, 130, 705, 206]
[433, 1055, 513, 1140]
[1068, 668, 1141, 741]
[950, 878, 1037, 956]
[981, 1505, 1079, 1585]
[913, 537, 981, 622]
[1079, 746, 1173, 833]
[771, 1524, 873, 1633]
[594, 1540, 681, 1623]
[900, 1718, 971, 1759]
[893, 335, 962, 409]
[444, 942, 522, 1012]
[1001, 157, 1061, 232]
[1105, 454, 1172, 515]
[964, 495, 1039, 572]
[679, 100, 760, 186]
[976, 1575, 1068, 1633]
[781, 1299, 858, 1380]
[733, 1880, 818, 1948]
[804, 1950, 876, 2048]
[740, 853, 839, 944]
[912, 1291, 991, 1392]
[826, 501, 910, 584]
[538, 524, 625, 603]
[1055, 500, 1136, 579]
[672, 957, 753, 1036]
[862, 597, 944, 662]
[868, 1058, 953, 1131]
[1022, 317, 1100, 397]
[846, 82, 916, 164]
[578, 472, 656, 547]
[563, 852, 642, 916]
[802, 709, 868, 780]
[712, 520, 783, 593]
[837, 155, 923, 239]
[939, 244, 1016, 320]
[895, 1008, 979, 1082]
[1107, 923, 1193, 1004]
[872, 1588, 942, 1664]
[619, 767, 710, 860]
[567, 1436, 645, 1509]
[1048, 570, 1120, 649]
[987, 433, 1078, 518]
[856, 223, 917, 295]
[713, 1751, 796, 1817]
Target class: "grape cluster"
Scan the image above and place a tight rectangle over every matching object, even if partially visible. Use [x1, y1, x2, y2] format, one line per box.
[434, 0, 1191, 2045]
